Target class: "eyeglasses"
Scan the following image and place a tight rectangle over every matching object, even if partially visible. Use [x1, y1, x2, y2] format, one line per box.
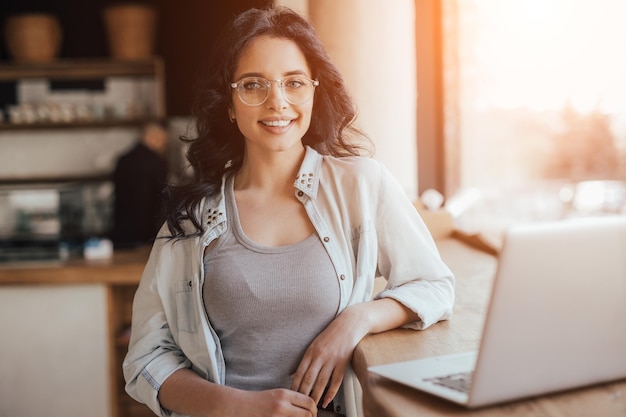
[230, 75, 319, 106]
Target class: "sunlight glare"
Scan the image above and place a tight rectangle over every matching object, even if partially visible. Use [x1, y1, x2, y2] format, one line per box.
[467, 0, 626, 113]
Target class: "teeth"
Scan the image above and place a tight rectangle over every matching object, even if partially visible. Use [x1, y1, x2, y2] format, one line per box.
[262, 120, 291, 127]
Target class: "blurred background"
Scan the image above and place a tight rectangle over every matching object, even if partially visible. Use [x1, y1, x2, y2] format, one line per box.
[2, 0, 624, 254]
[439, 0, 626, 232]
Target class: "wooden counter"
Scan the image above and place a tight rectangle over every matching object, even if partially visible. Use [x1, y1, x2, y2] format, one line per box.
[0, 246, 150, 285]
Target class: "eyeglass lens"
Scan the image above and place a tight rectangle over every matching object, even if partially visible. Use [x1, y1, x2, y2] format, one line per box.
[234, 76, 317, 106]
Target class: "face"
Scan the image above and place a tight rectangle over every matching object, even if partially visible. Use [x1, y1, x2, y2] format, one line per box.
[143, 124, 168, 155]
[230, 36, 315, 156]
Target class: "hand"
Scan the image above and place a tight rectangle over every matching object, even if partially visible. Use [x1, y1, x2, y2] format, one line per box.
[290, 305, 370, 408]
[158, 368, 318, 417]
[232, 388, 318, 417]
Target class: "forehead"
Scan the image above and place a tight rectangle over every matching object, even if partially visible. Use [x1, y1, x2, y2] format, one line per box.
[234, 36, 311, 78]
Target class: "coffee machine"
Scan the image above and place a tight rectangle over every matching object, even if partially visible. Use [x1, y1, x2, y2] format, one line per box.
[0, 181, 113, 263]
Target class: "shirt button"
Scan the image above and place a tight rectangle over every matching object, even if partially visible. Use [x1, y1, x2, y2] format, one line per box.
[297, 191, 304, 197]
[340, 274, 346, 280]
[323, 237, 330, 242]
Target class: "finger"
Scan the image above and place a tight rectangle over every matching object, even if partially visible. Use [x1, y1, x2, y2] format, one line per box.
[290, 359, 310, 392]
[296, 364, 322, 397]
[291, 391, 318, 416]
[310, 365, 333, 405]
[291, 356, 319, 394]
[322, 369, 345, 409]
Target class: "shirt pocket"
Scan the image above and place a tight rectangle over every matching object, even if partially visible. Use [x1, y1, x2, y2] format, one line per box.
[175, 279, 200, 333]
[350, 221, 374, 256]
[351, 220, 377, 277]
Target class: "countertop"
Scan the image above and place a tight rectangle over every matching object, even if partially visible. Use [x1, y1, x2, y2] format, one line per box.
[0, 246, 150, 285]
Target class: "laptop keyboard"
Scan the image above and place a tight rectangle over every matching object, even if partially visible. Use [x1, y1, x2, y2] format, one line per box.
[424, 371, 473, 393]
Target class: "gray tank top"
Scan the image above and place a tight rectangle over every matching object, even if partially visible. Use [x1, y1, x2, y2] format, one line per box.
[203, 177, 340, 390]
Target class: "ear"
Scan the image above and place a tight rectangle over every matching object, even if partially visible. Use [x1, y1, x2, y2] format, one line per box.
[228, 108, 236, 123]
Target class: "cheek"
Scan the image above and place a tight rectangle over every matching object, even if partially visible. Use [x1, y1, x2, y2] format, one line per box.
[231, 98, 243, 117]
[232, 103, 255, 123]
[302, 103, 314, 126]
[232, 108, 260, 139]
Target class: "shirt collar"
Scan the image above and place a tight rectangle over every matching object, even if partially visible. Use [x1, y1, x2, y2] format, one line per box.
[293, 146, 323, 199]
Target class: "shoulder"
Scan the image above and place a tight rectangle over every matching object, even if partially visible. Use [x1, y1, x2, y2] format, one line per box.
[319, 154, 390, 195]
[317, 155, 389, 210]
[158, 176, 227, 239]
[321, 153, 384, 178]
[319, 154, 411, 208]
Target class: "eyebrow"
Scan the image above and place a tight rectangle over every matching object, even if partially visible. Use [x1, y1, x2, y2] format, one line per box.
[235, 70, 311, 81]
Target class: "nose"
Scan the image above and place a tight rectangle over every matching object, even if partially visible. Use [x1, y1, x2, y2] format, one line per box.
[265, 80, 288, 110]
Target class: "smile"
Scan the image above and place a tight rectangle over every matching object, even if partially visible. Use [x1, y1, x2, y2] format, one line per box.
[260, 119, 292, 127]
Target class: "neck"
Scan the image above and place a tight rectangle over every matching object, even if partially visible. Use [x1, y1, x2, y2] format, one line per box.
[235, 145, 306, 194]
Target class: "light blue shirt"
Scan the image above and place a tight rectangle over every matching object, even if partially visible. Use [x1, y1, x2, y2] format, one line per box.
[123, 146, 455, 417]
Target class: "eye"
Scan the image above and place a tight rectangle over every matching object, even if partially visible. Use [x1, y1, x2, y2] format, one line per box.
[284, 77, 307, 89]
[241, 78, 267, 91]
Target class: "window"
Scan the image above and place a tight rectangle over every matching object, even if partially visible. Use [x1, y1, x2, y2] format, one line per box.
[442, 0, 626, 232]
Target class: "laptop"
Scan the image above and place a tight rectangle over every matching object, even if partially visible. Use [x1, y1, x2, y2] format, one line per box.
[369, 215, 626, 408]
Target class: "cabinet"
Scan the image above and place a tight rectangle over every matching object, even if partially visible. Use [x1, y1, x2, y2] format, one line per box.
[0, 283, 110, 417]
[0, 248, 152, 417]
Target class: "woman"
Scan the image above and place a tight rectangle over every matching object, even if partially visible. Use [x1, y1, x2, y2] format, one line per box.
[123, 6, 454, 417]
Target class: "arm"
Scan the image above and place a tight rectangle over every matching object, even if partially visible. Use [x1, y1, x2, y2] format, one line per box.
[374, 163, 455, 329]
[292, 161, 454, 407]
[159, 369, 318, 417]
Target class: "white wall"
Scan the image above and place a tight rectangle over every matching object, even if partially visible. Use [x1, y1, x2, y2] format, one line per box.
[276, 0, 308, 17]
[277, 0, 418, 199]
[0, 128, 136, 180]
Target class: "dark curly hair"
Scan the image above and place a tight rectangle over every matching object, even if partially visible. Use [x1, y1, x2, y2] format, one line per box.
[165, 6, 371, 238]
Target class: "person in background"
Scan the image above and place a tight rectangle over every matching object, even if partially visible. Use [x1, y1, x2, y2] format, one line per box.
[124, 6, 454, 417]
[111, 121, 168, 248]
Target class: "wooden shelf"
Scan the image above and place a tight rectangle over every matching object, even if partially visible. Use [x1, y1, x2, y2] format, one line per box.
[0, 175, 111, 186]
[0, 118, 163, 131]
[0, 58, 163, 81]
[0, 57, 166, 122]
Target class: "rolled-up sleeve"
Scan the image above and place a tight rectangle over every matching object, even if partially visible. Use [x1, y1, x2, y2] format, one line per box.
[122, 240, 191, 417]
[373, 164, 455, 329]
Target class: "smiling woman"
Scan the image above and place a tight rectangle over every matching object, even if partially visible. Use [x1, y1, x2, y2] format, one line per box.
[123, 6, 454, 417]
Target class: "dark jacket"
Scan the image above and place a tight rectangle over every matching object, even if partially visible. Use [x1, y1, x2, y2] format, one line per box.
[112, 143, 167, 247]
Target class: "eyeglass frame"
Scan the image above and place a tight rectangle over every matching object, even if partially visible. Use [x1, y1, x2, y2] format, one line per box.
[230, 76, 320, 106]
